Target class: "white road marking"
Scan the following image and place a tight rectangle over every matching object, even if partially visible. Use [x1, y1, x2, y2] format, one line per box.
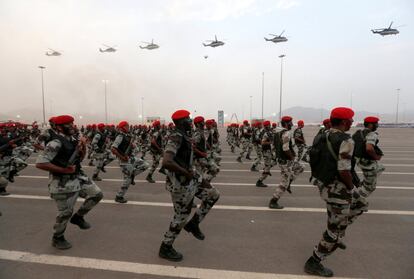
[218, 162, 414, 167]
[3, 194, 414, 216]
[0, 249, 361, 279]
[16, 175, 414, 190]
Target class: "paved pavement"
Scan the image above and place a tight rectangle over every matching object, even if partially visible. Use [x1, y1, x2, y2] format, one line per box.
[1, 127, 413, 279]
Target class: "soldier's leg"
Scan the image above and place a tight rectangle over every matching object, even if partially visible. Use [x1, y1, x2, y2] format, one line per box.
[205, 160, 219, 182]
[0, 177, 9, 196]
[115, 164, 132, 201]
[147, 152, 159, 177]
[92, 154, 104, 179]
[162, 183, 196, 245]
[77, 180, 103, 217]
[273, 164, 291, 199]
[256, 152, 273, 187]
[133, 158, 150, 177]
[51, 192, 79, 238]
[357, 162, 384, 198]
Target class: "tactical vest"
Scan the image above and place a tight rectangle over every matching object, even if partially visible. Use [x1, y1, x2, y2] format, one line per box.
[96, 132, 107, 152]
[173, 132, 193, 170]
[195, 130, 207, 158]
[352, 129, 380, 160]
[116, 133, 132, 156]
[0, 136, 13, 157]
[274, 129, 294, 161]
[261, 130, 273, 151]
[310, 131, 350, 185]
[49, 133, 80, 176]
[241, 127, 251, 139]
[293, 128, 304, 145]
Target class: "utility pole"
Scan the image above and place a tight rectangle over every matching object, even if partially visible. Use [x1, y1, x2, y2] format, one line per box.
[278, 55, 286, 121]
[38, 66, 46, 127]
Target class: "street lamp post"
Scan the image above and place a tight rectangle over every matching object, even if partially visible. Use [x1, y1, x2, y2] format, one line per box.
[38, 66, 46, 127]
[102, 80, 109, 123]
[278, 55, 285, 121]
[261, 72, 264, 120]
[249, 95, 253, 122]
[396, 88, 400, 124]
[141, 97, 144, 124]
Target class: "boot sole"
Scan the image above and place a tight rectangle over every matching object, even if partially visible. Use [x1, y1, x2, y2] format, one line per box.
[52, 243, 72, 250]
[159, 253, 183, 262]
[304, 267, 333, 277]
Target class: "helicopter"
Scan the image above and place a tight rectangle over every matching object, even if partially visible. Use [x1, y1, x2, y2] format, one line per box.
[264, 30, 288, 43]
[99, 44, 117, 53]
[139, 39, 159, 50]
[371, 22, 401, 36]
[203, 35, 225, 48]
[45, 48, 61, 56]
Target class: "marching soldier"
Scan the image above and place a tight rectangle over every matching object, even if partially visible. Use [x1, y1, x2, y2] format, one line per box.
[146, 120, 164, 183]
[35, 115, 103, 250]
[159, 110, 220, 262]
[305, 107, 361, 277]
[236, 120, 252, 162]
[349, 116, 385, 222]
[269, 116, 304, 209]
[91, 123, 114, 181]
[294, 120, 306, 161]
[255, 121, 275, 187]
[112, 121, 149, 203]
[251, 121, 264, 171]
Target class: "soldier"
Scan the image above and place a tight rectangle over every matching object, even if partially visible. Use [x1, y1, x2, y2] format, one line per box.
[0, 135, 17, 196]
[159, 110, 220, 262]
[294, 120, 306, 161]
[317, 119, 331, 136]
[146, 120, 164, 183]
[269, 116, 305, 209]
[91, 123, 114, 181]
[236, 120, 252, 162]
[112, 121, 150, 203]
[255, 121, 275, 187]
[251, 121, 264, 171]
[305, 107, 361, 277]
[35, 115, 103, 250]
[193, 116, 219, 183]
[349, 116, 385, 221]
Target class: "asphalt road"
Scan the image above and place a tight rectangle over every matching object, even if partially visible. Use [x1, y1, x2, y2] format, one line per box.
[1, 127, 413, 279]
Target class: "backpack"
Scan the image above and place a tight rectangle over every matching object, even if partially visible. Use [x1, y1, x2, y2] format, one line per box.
[309, 133, 338, 185]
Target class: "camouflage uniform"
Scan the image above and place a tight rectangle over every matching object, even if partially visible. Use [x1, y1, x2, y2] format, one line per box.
[162, 130, 220, 246]
[273, 130, 304, 199]
[293, 127, 306, 161]
[91, 131, 115, 178]
[313, 129, 354, 261]
[147, 130, 163, 178]
[112, 132, 150, 198]
[36, 133, 103, 239]
[257, 129, 275, 182]
[251, 127, 264, 170]
[237, 125, 252, 161]
[193, 127, 219, 182]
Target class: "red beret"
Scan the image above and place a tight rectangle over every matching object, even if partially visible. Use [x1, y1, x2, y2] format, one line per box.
[263, 120, 271, 126]
[97, 123, 105, 129]
[54, 115, 74, 125]
[205, 119, 214, 125]
[298, 120, 304, 125]
[152, 120, 160, 127]
[118, 121, 129, 128]
[243, 120, 249, 124]
[330, 107, 354, 120]
[171, 110, 190, 121]
[48, 116, 56, 124]
[364, 116, 379, 123]
[281, 116, 292, 122]
[168, 123, 174, 127]
[194, 116, 204, 124]
[272, 123, 277, 127]
[323, 118, 331, 125]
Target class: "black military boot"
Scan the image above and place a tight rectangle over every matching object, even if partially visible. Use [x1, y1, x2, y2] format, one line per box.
[131, 175, 136, 185]
[70, 213, 91, 229]
[304, 256, 334, 277]
[268, 197, 284, 209]
[256, 180, 268, 188]
[159, 167, 167, 175]
[52, 235, 72, 250]
[100, 164, 107, 173]
[146, 174, 155, 183]
[236, 156, 242, 163]
[245, 154, 251, 160]
[337, 241, 347, 250]
[159, 243, 183, 262]
[184, 219, 205, 240]
[7, 170, 17, 183]
[250, 165, 259, 172]
[0, 188, 10, 196]
[92, 174, 102, 181]
[115, 196, 128, 204]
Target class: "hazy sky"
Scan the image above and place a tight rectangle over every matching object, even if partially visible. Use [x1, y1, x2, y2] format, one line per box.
[0, 0, 413, 123]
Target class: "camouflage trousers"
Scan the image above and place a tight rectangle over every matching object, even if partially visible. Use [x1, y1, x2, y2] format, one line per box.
[252, 144, 263, 168]
[195, 157, 219, 182]
[356, 159, 385, 198]
[258, 150, 275, 182]
[0, 156, 28, 190]
[116, 158, 150, 197]
[147, 152, 162, 176]
[238, 138, 252, 159]
[313, 181, 352, 261]
[273, 160, 304, 199]
[162, 176, 220, 245]
[50, 178, 103, 238]
[92, 150, 115, 176]
[296, 144, 306, 161]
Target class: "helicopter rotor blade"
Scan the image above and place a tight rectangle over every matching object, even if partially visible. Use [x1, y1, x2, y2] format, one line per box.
[388, 21, 393, 29]
[269, 34, 278, 37]
[279, 30, 285, 36]
[394, 24, 406, 28]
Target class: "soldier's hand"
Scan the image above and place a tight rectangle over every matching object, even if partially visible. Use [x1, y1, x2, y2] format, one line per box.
[63, 165, 76, 174]
[121, 155, 129, 162]
[185, 170, 194, 181]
